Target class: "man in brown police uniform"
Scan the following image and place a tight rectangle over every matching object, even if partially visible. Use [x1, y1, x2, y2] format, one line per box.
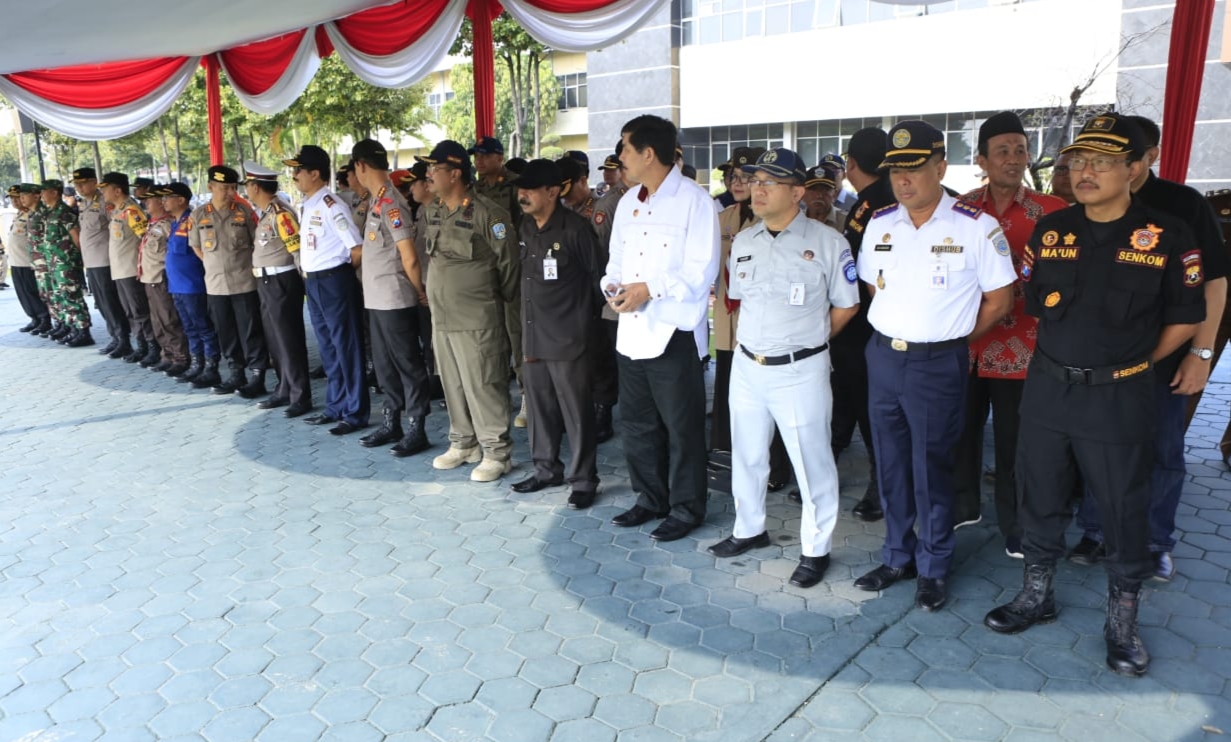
[101, 172, 156, 364]
[73, 168, 129, 357]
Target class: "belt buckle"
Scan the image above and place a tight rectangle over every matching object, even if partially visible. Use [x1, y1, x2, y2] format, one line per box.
[890, 338, 908, 352]
[753, 352, 767, 365]
[1064, 366, 1091, 384]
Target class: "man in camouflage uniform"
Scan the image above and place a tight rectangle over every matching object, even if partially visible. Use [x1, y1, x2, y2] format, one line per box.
[39, 179, 93, 347]
[26, 183, 55, 337]
[419, 140, 518, 482]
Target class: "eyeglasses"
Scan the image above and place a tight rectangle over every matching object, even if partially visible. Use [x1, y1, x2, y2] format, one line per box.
[748, 179, 793, 189]
[731, 174, 753, 185]
[1067, 156, 1126, 173]
[1052, 166, 1070, 174]
[428, 164, 454, 174]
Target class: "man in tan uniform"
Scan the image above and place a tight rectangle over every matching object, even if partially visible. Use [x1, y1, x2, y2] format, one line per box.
[101, 172, 156, 364]
[73, 168, 129, 357]
[137, 187, 189, 374]
[186, 166, 268, 396]
[419, 140, 518, 482]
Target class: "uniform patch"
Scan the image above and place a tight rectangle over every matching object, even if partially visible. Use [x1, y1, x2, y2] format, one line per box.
[839, 248, 852, 263]
[492, 222, 507, 240]
[1039, 246, 1080, 260]
[333, 213, 351, 236]
[1020, 263, 1033, 281]
[1112, 361, 1150, 380]
[892, 129, 911, 148]
[389, 208, 402, 228]
[594, 211, 606, 225]
[323, 194, 336, 207]
[1131, 224, 1163, 251]
[993, 234, 1010, 257]
[931, 245, 963, 254]
[1063, 233, 1077, 246]
[1041, 230, 1059, 247]
[843, 261, 858, 284]
[1183, 250, 1204, 286]
[1114, 248, 1165, 268]
[803, 250, 814, 261]
[1044, 291, 1061, 307]
[951, 200, 982, 219]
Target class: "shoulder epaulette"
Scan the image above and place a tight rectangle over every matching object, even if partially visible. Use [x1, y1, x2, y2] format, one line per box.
[871, 203, 899, 218]
[952, 200, 983, 219]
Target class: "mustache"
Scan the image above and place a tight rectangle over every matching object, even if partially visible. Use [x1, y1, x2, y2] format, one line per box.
[518, 198, 531, 207]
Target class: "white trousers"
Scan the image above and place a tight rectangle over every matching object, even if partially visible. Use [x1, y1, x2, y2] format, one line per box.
[729, 349, 839, 557]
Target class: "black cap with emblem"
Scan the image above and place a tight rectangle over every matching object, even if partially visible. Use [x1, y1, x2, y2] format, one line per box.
[1060, 112, 1146, 158]
[71, 167, 97, 182]
[880, 121, 946, 169]
[99, 172, 130, 189]
[417, 140, 472, 175]
[206, 166, 240, 185]
[515, 159, 567, 193]
[352, 138, 390, 171]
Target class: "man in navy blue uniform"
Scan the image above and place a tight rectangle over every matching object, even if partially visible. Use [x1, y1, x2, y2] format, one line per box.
[854, 120, 1015, 612]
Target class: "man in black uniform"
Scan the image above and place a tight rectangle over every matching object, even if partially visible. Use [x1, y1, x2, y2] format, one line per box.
[510, 159, 602, 508]
[984, 113, 1206, 678]
[834, 127, 892, 521]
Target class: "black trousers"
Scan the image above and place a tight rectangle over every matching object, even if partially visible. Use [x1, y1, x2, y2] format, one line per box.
[1017, 417, 1153, 581]
[87, 266, 126, 339]
[207, 291, 268, 374]
[589, 318, 619, 407]
[618, 330, 709, 524]
[115, 276, 154, 342]
[369, 306, 429, 420]
[831, 341, 874, 457]
[257, 271, 310, 406]
[953, 376, 1024, 538]
[711, 349, 733, 452]
[11, 266, 48, 321]
[525, 356, 598, 491]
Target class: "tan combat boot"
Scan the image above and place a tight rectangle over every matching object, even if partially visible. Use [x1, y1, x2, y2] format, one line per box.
[470, 457, 512, 482]
[432, 445, 482, 470]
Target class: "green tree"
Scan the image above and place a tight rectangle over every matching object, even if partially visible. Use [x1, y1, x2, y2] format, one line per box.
[0, 133, 22, 186]
[437, 62, 559, 157]
[448, 13, 560, 157]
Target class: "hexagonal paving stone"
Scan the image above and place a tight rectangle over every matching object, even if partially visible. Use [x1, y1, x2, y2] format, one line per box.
[592, 693, 658, 730]
[534, 684, 598, 721]
[425, 701, 495, 742]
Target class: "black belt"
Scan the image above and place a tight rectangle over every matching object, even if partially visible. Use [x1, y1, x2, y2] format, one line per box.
[873, 331, 967, 353]
[1032, 351, 1153, 385]
[305, 262, 351, 277]
[739, 343, 828, 366]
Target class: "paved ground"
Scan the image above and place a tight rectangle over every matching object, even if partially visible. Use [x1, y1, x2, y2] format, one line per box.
[0, 293, 1229, 742]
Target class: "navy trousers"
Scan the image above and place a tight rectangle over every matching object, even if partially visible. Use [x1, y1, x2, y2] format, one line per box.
[866, 337, 969, 579]
[305, 265, 369, 427]
[171, 292, 218, 357]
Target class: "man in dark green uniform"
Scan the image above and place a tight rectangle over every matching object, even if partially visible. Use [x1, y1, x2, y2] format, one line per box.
[39, 179, 93, 346]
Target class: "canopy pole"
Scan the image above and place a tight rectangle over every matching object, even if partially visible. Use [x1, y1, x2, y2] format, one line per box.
[205, 55, 224, 165]
[470, 0, 497, 140]
[1159, 0, 1215, 181]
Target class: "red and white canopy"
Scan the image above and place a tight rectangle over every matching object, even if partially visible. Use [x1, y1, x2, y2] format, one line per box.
[0, 0, 666, 142]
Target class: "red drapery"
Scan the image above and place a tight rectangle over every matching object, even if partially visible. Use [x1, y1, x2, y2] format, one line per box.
[334, 0, 455, 55]
[3, 57, 194, 109]
[469, 0, 500, 138]
[218, 31, 308, 96]
[516, 0, 624, 11]
[1159, 0, 1215, 182]
[204, 57, 224, 166]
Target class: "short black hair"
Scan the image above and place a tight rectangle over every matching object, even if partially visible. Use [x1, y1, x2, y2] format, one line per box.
[253, 180, 278, 196]
[1125, 114, 1161, 149]
[620, 115, 677, 167]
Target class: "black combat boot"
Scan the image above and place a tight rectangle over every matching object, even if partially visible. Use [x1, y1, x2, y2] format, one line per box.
[164, 358, 189, 377]
[124, 337, 148, 363]
[177, 354, 204, 383]
[98, 335, 119, 355]
[32, 316, 53, 336]
[213, 366, 245, 395]
[139, 341, 162, 367]
[153, 358, 172, 373]
[391, 416, 430, 457]
[57, 327, 78, 344]
[1105, 576, 1149, 677]
[595, 403, 614, 443]
[985, 563, 1058, 634]
[234, 368, 268, 399]
[48, 322, 70, 340]
[108, 336, 133, 359]
[19, 318, 40, 333]
[192, 356, 222, 389]
[66, 328, 95, 347]
[360, 408, 403, 448]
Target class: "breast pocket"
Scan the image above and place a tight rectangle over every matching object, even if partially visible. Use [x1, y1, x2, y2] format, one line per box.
[230, 221, 252, 249]
[201, 227, 218, 252]
[1105, 263, 1165, 326]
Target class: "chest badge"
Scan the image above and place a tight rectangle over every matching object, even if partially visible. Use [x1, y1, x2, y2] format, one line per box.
[876, 271, 885, 290]
[1041, 230, 1059, 246]
[1131, 224, 1163, 251]
[1063, 233, 1077, 246]
[1044, 291, 1061, 308]
[803, 250, 814, 261]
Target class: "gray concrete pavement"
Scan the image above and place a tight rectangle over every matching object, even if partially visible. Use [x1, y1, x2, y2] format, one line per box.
[0, 293, 1228, 742]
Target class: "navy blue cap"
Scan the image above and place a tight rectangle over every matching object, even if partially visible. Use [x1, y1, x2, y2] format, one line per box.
[418, 140, 472, 171]
[819, 153, 846, 170]
[740, 148, 808, 183]
[881, 121, 946, 169]
[563, 150, 589, 169]
[468, 137, 504, 156]
[804, 166, 836, 189]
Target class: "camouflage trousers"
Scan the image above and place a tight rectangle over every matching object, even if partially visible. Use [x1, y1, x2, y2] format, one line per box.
[30, 252, 58, 323]
[44, 249, 91, 330]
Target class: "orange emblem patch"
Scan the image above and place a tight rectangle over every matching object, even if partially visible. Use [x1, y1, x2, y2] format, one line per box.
[1041, 230, 1059, 247]
[1044, 291, 1061, 308]
[1131, 224, 1163, 251]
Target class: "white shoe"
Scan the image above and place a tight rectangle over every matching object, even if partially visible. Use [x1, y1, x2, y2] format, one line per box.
[470, 457, 512, 482]
[432, 445, 482, 470]
[514, 396, 528, 428]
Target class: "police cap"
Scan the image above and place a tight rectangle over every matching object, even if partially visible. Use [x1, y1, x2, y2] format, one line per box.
[880, 120, 946, 169]
[740, 148, 808, 184]
[1060, 112, 1146, 158]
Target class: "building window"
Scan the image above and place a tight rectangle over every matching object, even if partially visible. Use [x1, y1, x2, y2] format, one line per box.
[679, 123, 786, 186]
[427, 91, 455, 117]
[557, 73, 587, 110]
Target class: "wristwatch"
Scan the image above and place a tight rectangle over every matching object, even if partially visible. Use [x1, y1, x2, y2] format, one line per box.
[1190, 346, 1214, 361]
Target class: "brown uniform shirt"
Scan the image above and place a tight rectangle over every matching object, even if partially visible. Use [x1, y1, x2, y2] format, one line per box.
[187, 199, 259, 295]
[78, 193, 112, 269]
[139, 214, 172, 284]
[361, 182, 419, 310]
[252, 199, 300, 270]
[108, 197, 148, 279]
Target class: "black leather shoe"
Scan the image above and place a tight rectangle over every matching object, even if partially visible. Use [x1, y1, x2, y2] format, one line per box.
[1068, 537, 1105, 566]
[610, 505, 669, 528]
[789, 555, 831, 588]
[19, 319, 39, 333]
[66, 330, 95, 348]
[284, 402, 313, 419]
[915, 577, 948, 612]
[854, 562, 918, 592]
[257, 396, 288, 410]
[511, 476, 563, 493]
[707, 532, 770, 558]
[1151, 551, 1175, 582]
[303, 413, 338, 426]
[767, 479, 787, 493]
[567, 490, 596, 509]
[787, 488, 801, 504]
[329, 421, 362, 436]
[650, 516, 697, 542]
[852, 488, 884, 522]
[97, 337, 118, 354]
[359, 426, 402, 447]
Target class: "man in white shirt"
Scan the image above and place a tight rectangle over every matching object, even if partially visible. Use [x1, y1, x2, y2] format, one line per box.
[600, 114, 720, 542]
[284, 145, 370, 428]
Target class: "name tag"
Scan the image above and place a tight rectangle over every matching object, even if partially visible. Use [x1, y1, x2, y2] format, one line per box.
[306, 233, 317, 251]
[789, 283, 805, 305]
[930, 262, 948, 290]
[543, 257, 558, 280]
